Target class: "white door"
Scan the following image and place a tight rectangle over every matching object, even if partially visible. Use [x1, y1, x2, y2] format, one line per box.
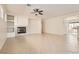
[28, 18, 42, 34]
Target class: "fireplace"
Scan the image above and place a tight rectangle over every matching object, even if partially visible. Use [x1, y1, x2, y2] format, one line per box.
[17, 27, 26, 34]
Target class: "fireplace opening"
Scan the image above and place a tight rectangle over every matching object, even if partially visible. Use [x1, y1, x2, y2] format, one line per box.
[17, 27, 26, 34]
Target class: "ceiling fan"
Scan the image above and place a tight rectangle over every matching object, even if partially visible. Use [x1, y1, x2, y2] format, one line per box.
[32, 8, 43, 16]
[26, 4, 43, 16]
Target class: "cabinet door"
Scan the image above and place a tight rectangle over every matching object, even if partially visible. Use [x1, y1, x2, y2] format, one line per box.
[28, 18, 42, 34]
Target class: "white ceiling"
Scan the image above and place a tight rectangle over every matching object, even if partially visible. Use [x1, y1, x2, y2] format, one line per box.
[5, 4, 79, 19]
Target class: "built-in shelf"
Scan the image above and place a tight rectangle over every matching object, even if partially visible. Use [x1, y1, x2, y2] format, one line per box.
[7, 15, 14, 33]
[7, 20, 14, 22]
[7, 15, 14, 20]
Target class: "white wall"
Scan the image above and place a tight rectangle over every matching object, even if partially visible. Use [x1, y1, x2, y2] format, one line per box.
[0, 18, 7, 50]
[27, 17, 42, 34]
[15, 15, 28, 26]
[0, 5, 7, 50]
[43, 12, 79, 35]
[43, 17, 66, 35]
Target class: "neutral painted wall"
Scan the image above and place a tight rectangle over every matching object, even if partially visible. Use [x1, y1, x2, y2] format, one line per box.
[0, 18, 7, 50]
[0, 5, 7, 50]
[43, 17, 66, 35]
[27, 17, 42, 34]
[43, 12, 79, 35]
[15, 15, 28, 26]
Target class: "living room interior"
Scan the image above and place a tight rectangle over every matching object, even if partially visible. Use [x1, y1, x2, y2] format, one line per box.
[0, 4, 79, 53]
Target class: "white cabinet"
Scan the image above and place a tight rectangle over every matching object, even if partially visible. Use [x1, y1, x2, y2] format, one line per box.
[27, 17, 42, 34]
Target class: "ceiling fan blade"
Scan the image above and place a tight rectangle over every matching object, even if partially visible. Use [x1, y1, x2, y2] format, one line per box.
[36, 9, 39, 12]
[33, 9, 39, 12]
[39, 12, 43, 15]
[39, 10, 43, 12]
[33, 9, 36, 12]
[31, 12, 35, 14]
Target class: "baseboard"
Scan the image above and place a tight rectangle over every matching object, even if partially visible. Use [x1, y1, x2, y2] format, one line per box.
[43, 32, 65, 36]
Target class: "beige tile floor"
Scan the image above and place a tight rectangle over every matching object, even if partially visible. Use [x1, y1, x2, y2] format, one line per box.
[0, 34, 79, 54]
